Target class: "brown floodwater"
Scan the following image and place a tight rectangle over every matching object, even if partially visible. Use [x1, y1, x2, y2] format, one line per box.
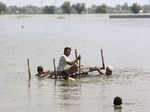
[0, 15, 150, 112]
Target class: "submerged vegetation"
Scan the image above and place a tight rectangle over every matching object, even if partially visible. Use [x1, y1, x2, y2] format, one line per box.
[0, 1, 150, 14]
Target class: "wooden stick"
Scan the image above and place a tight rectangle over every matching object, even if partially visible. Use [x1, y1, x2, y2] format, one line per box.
[53, 58, 57, 79]
[79, 57, 81, 75]
[75, 49, 81, 75]
[75, 49, 78, 64]
[53, 58, 56, 72]
[100, 49, 105, 69]
[27, 58, 31, 81]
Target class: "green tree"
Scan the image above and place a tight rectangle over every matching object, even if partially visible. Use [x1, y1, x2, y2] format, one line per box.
[8, 6, 18, 14]
[122, 2, 129, 10]
[95, 4, 107, 13]
[61, 1, 71, 14]
[72, 3, 85, 14]
[115, 4, 121, 12]
[130, 3, 141, 13]
[0, 2, 7, 14]
[43, 5, 56, 14]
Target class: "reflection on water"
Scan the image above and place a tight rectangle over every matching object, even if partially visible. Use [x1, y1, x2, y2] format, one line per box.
[0, 15, 150, 112]
[114, 107, 122, 112]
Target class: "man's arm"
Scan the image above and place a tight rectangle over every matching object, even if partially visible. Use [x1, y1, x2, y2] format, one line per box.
[66, 55, 81, 65]
[39, 70, 52, 78]
[98, 69, 105, 75]
[88, 67, 104, 75]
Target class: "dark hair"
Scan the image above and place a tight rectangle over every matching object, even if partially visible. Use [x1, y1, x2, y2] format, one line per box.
[113, 96, 122, 106]
[64, 47, 71, 53]
[37, 66, 43, 73]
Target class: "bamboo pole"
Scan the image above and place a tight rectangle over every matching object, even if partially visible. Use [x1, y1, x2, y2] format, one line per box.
[100, 49, 105, 69]
[27, 58, 31, 81]
[75, 49, 78, 64]
[53, 58, 56, 72]
[79, 57, 81, 75]
[53, 58, 57, 79]
[75, 49, 81, 74]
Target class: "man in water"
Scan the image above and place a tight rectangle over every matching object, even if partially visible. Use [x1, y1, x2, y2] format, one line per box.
[57, 47, 103, 76]
[99, 66, 113, 76]
[35, 65, 78, 79]
[35, 65, 112, 79]
[35, 66, 53, 78]
[57, 47, 80, 73]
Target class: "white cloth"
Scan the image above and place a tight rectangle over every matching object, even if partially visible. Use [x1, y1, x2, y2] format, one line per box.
[57, 55, 71, 71]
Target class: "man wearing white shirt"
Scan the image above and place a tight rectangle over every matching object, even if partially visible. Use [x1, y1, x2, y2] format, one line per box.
[57, 47, 104, 75]
[57, 47, 81, 74]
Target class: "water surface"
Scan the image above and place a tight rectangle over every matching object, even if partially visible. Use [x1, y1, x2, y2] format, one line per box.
[0, 15, 150, 112]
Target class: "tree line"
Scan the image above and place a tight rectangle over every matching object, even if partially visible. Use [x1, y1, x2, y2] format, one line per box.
[0, 1, 150, 14]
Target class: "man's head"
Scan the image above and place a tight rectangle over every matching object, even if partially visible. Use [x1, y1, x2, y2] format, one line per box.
[113, 96, 122, 106]
[64, 47, 71, 57]
[37, 66, 43, 74]
[105, 66, 112, 75]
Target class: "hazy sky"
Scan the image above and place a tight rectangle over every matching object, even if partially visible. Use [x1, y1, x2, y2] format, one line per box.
[1, 0, 150, 7]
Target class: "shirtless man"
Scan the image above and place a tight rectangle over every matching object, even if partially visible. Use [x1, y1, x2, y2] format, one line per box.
[35, 66, 53, 78]
[99, 66, 113, 76]
[35, 65, 79, 79]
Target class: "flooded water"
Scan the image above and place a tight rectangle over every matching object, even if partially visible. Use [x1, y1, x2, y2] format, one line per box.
[0, 14, 150, 112]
